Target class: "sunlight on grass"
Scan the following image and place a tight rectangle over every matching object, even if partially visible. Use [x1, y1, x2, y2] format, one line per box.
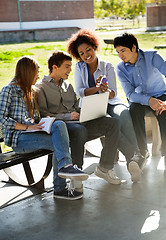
[29, 45, 55, 50]
[0, 31, 166, 103]
[0, 50, 34, 62]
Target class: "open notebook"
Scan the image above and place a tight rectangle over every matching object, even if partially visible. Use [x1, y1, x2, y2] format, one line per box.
[67, 92, 109, 123]
[25, 117, 56, 134]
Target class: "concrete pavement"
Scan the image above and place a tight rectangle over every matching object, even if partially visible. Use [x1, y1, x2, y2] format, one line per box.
[0, 143, 166, 240]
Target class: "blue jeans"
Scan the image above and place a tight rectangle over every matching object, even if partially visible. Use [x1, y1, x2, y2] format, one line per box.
[13, 121, 72, 192]
[107, 103, 139, 161]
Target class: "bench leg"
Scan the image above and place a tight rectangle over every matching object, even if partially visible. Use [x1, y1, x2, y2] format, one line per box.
[23, 162, 35, 185]
[104, 45, 113, 54]
[3, 154, 53, 189]
[104, 44, 108, 54]
[151, 117, 161, 156]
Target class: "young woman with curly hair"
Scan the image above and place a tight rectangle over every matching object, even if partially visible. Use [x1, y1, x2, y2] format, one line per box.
[67, 29, 147, 183]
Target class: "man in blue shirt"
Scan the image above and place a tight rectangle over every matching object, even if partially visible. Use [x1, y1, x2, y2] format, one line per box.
[114, 33, 166, 159]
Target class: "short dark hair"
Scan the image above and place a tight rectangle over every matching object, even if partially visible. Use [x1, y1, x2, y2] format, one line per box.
[48, 50, 72, 73]
[113, 33, 139, 52]
[67, 29, 100, 60]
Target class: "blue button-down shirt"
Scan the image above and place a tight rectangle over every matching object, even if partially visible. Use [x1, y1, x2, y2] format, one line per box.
[116, 49, 166, 105]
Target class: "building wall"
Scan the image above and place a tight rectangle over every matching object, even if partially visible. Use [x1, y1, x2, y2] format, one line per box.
[0, 27, 80, 43]
[20, 1, 93, 21]
[0, 0, 94, 31]
[146, 4, 166, 31]
[0, 0, 18, 22]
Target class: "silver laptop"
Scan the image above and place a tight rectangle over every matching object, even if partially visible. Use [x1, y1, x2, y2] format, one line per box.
[79, 92, 109, 123]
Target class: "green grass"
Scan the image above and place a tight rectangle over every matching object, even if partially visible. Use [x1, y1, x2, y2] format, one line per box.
[0, 41, 68, 88]
[0, 50, 34, 62]
[0, 28, 166, 103]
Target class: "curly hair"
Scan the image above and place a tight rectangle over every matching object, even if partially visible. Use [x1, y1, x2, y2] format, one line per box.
[67, 29, 100, 60]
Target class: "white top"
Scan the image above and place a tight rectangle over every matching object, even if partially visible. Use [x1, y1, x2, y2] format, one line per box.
[74, 58, 122, 106]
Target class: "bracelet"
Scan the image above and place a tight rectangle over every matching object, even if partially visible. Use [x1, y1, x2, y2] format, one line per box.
[25, 125, 29, 131]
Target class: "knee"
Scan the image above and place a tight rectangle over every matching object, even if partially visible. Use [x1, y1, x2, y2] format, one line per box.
[51, 120, 67, 132]
[72, 125, 88, 141]
[105, 117, 121, 131]
[111, 117, 120, 128]
[120, 109, 132, 125]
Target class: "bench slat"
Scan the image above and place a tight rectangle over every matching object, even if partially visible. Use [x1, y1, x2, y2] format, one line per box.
[0, 127, 54, 188]
[0, 149, 53, 170]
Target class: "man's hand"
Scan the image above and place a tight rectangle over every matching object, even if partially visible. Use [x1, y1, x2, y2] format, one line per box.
[149, 97, 166, 115]
[155, 99, 166, 115]
[70, 112, 80, 120]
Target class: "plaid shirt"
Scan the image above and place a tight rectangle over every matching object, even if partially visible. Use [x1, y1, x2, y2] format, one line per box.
[0, 84, 36, 147]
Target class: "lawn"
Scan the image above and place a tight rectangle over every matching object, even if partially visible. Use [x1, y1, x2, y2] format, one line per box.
[0, 28, 166, 103]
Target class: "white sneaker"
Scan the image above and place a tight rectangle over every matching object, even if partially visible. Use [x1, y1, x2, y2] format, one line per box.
[128, 161, 142, 183]
[143, 150, 150, 159]
[70, 180, 83, 193]
[94, 166, 121, 185]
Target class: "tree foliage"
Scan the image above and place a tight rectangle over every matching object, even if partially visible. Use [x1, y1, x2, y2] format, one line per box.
[94, 0, 165, 19]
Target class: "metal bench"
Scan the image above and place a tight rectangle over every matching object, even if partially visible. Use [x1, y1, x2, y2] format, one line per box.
[86, 113, 162, 158]
[104, 39, 114, 54]
[0, 127, 53, 190]
[145, 112, 161, 156]
[0, 124, 105, 190]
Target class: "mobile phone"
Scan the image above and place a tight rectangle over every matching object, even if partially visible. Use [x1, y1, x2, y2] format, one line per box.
[101, 77, 108, 84]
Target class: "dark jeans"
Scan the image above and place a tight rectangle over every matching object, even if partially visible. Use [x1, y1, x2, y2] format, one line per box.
[129, 94, 166, 157]
[66, 116, 120, 169]
[66, 123, 88, 168]
[83, 116, 120, 169]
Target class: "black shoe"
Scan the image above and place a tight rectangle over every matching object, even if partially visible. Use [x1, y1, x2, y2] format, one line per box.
[58, 165, 89, 181]
[54, 188, 83, 200]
